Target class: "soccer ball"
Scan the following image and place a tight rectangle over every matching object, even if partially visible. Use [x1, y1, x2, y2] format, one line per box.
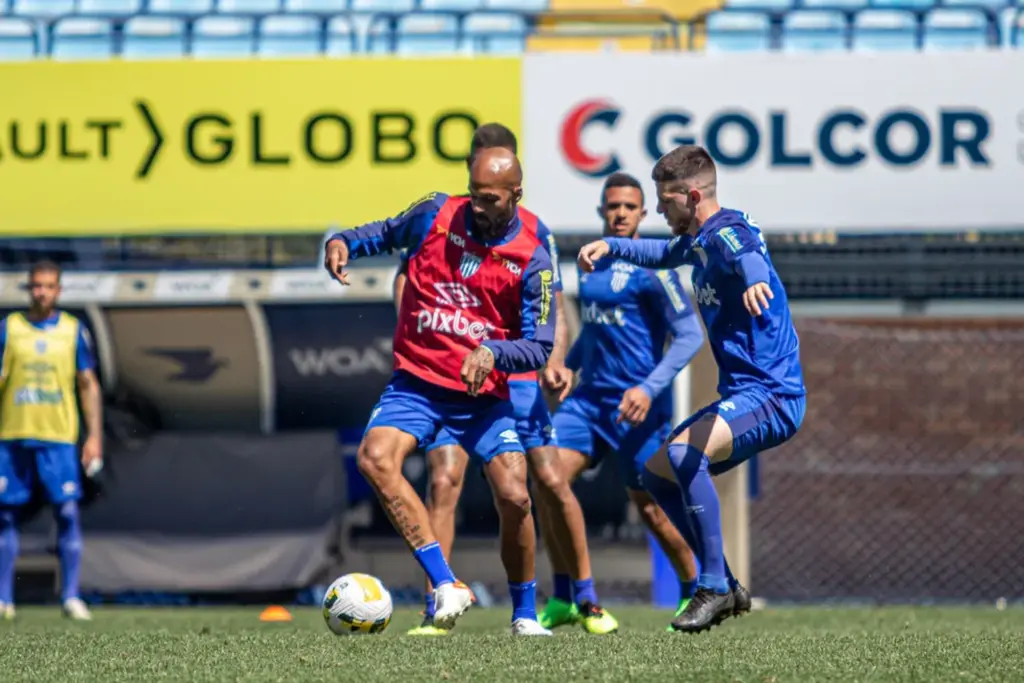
[321, 573, 393, 635]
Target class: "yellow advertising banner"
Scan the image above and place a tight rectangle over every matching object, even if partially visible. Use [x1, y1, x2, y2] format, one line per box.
[0, 59, 522, 236]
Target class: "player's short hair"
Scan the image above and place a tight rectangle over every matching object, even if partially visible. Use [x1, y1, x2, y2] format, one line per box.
[601, 172, 644, 206]
[651, 145, 717, 196]
[469, 123, 518, 159]
[29, 259, 62, 281]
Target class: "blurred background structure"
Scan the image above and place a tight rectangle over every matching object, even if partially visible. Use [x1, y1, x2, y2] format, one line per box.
[1, 0, 1022, 608]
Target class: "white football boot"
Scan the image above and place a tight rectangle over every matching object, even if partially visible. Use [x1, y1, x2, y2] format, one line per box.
[431, 581, 474, 631]
[511, 618, 553, 636]
[62, 597, 93, 621]
[0, 602, 14, 620]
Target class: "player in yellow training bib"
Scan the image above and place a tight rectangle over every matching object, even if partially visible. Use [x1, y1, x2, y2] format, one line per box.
[0, 261, 103, 621]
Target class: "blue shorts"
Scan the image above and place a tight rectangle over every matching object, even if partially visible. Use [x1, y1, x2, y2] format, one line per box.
[367, 371, 524, 463]
[0, 441, 81, 506]
[424, 379, 555, 454]
[669, 386, 806, 476]
[553, 390, 671, 491]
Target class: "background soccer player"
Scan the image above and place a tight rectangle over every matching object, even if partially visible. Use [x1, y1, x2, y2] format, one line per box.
[394, 124, 617, 636]
[0, 261, 102, 621]
[326, 148, 556, 635]
[539, 173, 704, 631]
[579, 145, 806, 632]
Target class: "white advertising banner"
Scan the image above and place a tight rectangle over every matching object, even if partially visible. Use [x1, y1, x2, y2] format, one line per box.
[523, 52, 1024, 234]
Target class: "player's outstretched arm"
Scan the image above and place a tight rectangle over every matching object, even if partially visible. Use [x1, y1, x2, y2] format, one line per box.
[604, 236, 691, 269]
[480, 246, 556, 374]
[639, 273, 704, 400]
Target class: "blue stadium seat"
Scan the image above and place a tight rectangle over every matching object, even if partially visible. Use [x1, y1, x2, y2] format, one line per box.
[705, 11, 773, 51]
[421, 0, 483, 9]
[283, 0, 346, 13]
[0, 17, 38, 59]
[782, 10, 849, 50]
[51, 17, 114, 58]
[122, 16, 187, 57]
[942, 0, 1010, 10]
[852, 9, 919, 49]
[217, 0, 280, 13]
[191, 15, 255, 56]
[350, 0, 414, 11]
[1004, 7, 1023, 46]
[464, 11, 526, 53]
[325, 14, 354, 53]
[259, 14, 321, 55]
[923, 7, 991, 48]
[724, 0, 795, 10]
[77, 0, 140, 15]
[12, 0, 75, 17]
[363, 12, 392, 52]
[802, 0, 867, 9]
[870, 0, 935, 10]
[395, 11, 460, 54]
[484, 0, 547, 10]
[146, 0, 214, 14]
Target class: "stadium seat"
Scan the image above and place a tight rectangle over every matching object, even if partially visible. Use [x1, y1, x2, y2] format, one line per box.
[852, 9, 919, 49]
[870, 0, 935, 10]
[350, 0, 415, 11]
[77, 0, 141, 15]
[421, 0, 483, 9]
[0, 17, 38, 60]
[464, 11, 527, 53]
[217, 0, 281, 13]
[258, 14, 321, 55]
[1004, 7, 1023, 46]
[395, 11, 461, 54]
[283, 0, 347, 13]
[50, 17, 114, 58]
[782, 10, 849, 50]
[941, 0, 1011, 10]
[802, 0, 867, 9]
[923, 7, 991, 48]
[146, 0, 214, 14]
[484, 0, 547, 10]
[122, 16, 187, 57]
[325, 14, 355, 53]
[705, 10, 773, 51]
[724, 0, 795, 10]
[191, 15, 255, 56]
[12, 0, 75, 17]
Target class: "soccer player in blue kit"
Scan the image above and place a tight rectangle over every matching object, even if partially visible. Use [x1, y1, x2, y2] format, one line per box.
[538, 173, 707, 631]
[579, 145, 806, 633]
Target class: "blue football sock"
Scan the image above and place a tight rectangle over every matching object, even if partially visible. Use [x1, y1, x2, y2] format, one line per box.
[641, 468, 703, 578]
[553, 573, 572, 603]
[0, 508, 17, 605]
[55, 501, 82, 602]
[667, 444, 728, 594]
[724, 556, 738, 590]
[508, 581, 538, 622]
[573, 577, 598, 606]
[680, 579, 698, 600]
[413, 542, 455, 590]
[424, 593, 436, 619]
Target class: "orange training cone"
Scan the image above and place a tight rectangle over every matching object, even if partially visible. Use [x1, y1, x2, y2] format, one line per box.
[259, 605, 293, 622]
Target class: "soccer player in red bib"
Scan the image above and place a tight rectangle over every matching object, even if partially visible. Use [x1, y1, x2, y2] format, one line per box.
[325, 147, 555, 636]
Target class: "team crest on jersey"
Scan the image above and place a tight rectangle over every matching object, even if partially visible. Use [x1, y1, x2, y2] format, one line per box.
[35, 339, 47, 355]
[459, 252, 483, 279]
[610, 261, 635, 293]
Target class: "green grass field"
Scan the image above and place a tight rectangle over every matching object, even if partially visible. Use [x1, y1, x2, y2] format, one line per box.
[2, 605, 1023, 682]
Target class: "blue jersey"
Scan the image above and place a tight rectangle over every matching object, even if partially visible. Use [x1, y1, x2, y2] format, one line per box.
[606, 209, 805, 398]
[566, 258, 703, 409]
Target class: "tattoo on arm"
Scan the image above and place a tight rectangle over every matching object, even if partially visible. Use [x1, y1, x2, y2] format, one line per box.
[77, 371, 102, 441]
[382, 494, 426, 549]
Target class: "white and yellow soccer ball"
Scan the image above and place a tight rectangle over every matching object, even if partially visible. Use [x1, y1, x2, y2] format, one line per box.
[322, 573, 393, 635]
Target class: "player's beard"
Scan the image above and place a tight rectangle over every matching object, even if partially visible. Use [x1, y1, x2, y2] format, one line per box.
[474, 211, 513, 241]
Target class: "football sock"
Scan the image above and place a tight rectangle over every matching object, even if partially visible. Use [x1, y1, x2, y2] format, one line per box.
[413, 542, 455, 590]
[667, 444, 728, 594]
[0, 508, 17, 604]
[573, 577, 598, 606]
[55, 501, 82, 602]
[424, 593, 436, 619]
[641, 468, 703, 579]
[680, 579, 698, 600]
[508, 580, 538, 622]
[552, 573, 572, 603]
[725, 556, 739, 590]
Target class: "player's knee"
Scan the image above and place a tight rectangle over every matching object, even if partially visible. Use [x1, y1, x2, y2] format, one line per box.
[530, 462, 570, 501]
[429, 470, 463, 509]
[493, 480, 531, 520]
[356, 441, 397, 484]
[631, 491, 669, 529]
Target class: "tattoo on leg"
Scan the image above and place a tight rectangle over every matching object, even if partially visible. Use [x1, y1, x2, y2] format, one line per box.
[382, 494, 426, 548]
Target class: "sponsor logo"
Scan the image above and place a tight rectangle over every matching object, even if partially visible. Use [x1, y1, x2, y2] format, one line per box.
[581, 302, 625, 326]
[719, 227, 743, 253]
[694, 283, 721, 307]
[559, 99, 623, 177]
[499, 429, 521, 444]
[145, 347, 229, 382]
[433, 282, 481, 309]
[289, 338, 393, 377]
[656, 271, 687, 313]
[416, 308, 495, 341]
[13, 387, 64, 405]
[538, 270, 553, 325]
[491, 251, 522, 276]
